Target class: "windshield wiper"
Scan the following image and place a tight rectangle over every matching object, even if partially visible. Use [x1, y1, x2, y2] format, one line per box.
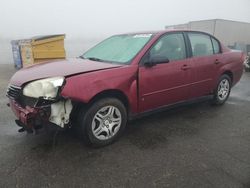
[87, 57, 105, 62]
[80, 56, 105, 62]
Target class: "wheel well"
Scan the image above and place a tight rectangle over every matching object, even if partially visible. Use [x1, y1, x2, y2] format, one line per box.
[69, 90, 130, 125]
[88, 90, 130, 112]
[222, 71, 233, 83]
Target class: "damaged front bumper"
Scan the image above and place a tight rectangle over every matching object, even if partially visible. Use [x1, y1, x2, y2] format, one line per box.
[9, 100, 49, 133]
[8, 99, 73, 134]
[6, 82, 73, 133]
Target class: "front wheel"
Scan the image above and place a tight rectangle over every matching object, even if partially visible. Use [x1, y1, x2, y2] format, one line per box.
[212, 74, 232, 105]
[78, 98, 127, 147]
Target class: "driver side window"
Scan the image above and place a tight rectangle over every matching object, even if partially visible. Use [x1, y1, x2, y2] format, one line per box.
[150, 33, 186, 61]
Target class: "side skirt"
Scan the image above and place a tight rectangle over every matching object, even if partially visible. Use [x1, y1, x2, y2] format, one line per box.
[129, 95, 213, 121]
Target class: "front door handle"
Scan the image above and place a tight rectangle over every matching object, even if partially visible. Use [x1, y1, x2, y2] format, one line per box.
[214, 59, 220, 65]
[181, 64, 191, 70]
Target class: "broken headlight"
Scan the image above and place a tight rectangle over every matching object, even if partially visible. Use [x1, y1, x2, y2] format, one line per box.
[23, 77, 65, 99]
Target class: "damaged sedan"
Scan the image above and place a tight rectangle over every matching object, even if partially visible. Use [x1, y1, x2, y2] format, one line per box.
[7, 30, 245, 147]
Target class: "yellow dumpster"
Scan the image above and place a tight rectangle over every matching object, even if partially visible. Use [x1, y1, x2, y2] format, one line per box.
[19, 34, 66, 68]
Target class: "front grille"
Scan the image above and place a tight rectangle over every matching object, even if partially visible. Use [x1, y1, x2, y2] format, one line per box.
[6, 85, 21, 100]
[6, 85, 38, 107]
[21, 96, 37, 107]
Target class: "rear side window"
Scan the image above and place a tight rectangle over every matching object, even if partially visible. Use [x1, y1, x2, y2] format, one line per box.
[211, 38, 220, 54]
[188, 33, 213, 57]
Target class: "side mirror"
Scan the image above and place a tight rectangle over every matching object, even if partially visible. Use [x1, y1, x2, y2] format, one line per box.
[144, 56, 170, 67]
[144, 61, 156, 67]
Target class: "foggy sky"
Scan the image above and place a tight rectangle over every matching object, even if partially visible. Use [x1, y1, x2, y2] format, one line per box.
[0, 0, 250, 39]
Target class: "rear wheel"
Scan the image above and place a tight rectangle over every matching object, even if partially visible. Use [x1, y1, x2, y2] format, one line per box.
[212, 74, 231, 105]
[78, 98, 127, 147]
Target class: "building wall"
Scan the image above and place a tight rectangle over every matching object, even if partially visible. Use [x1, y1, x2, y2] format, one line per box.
[189, 20, 215, 35]
[165, 19, 250, 52]
[214, 20, 250, 48]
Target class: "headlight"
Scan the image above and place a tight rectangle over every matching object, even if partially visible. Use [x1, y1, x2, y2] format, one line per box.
[23, 77, 65, 99]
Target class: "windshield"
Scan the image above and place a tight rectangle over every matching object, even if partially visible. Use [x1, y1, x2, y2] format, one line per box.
[81, 34, 153, 64]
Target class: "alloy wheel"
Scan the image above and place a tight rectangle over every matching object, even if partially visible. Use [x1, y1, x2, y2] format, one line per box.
[91, 105, 122, 140]
[217, 79, 230, 101]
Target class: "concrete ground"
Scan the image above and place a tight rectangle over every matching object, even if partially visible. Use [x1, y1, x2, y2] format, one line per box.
[0, 64, 250, 188]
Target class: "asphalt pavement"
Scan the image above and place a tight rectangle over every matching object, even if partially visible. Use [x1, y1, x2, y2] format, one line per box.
[0, 64, 250, 188]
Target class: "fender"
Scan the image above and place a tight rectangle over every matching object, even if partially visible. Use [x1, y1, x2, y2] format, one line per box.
[61, 65, 139, 114]
[216, 51, 244, 88]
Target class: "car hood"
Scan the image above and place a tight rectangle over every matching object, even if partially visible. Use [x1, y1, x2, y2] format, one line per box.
[10, 58, 123, 86]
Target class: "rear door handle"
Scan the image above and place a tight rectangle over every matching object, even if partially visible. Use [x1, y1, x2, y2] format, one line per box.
[181, 64, 191, 70]
[214, 59, 220, 64]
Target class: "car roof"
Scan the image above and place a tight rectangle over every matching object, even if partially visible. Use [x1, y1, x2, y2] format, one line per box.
[117, 29, 212, 36]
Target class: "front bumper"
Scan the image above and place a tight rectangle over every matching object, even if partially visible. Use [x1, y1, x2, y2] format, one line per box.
[8, 97, 73, 133]
[7, 83, 73, 133]
[9, 99, 50, 133]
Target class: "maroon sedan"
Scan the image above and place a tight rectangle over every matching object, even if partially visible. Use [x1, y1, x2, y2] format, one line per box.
[7, 30, 245, 147]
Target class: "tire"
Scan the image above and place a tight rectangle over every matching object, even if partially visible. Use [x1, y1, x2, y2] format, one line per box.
[212, 74, 232, 105]
[78, 98, 127, 147]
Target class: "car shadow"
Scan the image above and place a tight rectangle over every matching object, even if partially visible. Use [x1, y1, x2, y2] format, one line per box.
[27, 100, 219, 153]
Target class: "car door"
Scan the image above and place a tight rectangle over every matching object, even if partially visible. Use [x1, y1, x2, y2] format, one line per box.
[138, 32, 193, 112]
[186, 32, 221, 98]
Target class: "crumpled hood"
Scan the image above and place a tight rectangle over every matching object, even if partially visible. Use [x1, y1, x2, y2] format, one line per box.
[10, 58, 122, 86]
